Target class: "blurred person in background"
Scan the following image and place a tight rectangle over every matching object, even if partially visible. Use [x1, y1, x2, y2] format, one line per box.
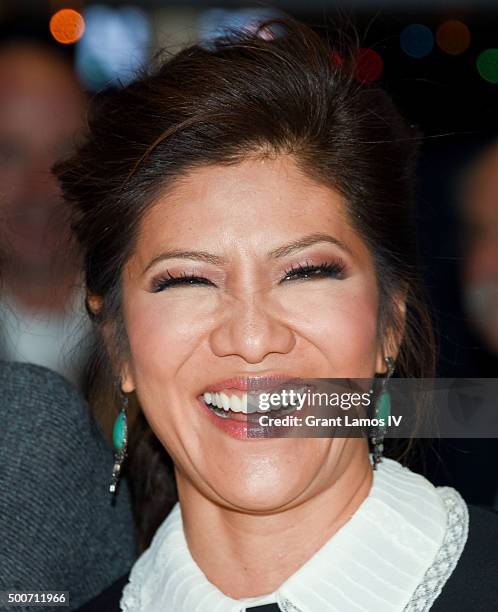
[414, 137, 498, 508]
[0, 41, 91, 386]
[461, 139, 498, 361]
[454, 139, 498, 510]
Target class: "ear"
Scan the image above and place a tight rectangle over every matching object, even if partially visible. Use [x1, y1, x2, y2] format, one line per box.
[375, 289, 407, 374]
[86, 291, 137, 393]
[87, 293, 103, 316]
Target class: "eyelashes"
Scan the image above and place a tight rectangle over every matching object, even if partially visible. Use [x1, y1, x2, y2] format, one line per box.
[150, 260, 347, 293]
[281, 261, 346, 282]
[150, 271, 214, 293]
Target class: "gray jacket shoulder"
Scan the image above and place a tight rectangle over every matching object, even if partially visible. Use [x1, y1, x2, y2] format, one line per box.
[0, 361, 137, 609]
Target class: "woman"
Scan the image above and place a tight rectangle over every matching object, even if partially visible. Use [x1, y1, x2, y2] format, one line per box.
[58, 18, 497, 612]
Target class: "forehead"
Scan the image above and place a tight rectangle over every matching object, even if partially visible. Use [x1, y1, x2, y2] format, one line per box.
[142, 155, 351, 233]
[130, 154, 372, 268]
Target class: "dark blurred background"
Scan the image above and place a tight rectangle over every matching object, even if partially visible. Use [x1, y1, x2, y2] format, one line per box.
[0, 0, 496, 506]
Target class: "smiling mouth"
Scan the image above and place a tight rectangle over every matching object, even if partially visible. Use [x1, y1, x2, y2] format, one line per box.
[199, 390, 305, 420]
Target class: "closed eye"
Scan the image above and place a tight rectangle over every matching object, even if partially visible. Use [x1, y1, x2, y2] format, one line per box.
[150, 271, 214, 293]
[281, 261, 346, 282]
[150, 260, 347, 293]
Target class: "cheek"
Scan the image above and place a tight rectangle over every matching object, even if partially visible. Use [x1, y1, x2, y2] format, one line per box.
[123, 291, 214, 393]
[279, 280, 379, 375]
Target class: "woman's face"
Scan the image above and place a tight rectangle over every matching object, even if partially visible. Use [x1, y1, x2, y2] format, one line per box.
[120, 154, 388, 511]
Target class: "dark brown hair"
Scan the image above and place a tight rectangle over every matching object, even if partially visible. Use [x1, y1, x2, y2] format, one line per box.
[55, 18, 435, 549]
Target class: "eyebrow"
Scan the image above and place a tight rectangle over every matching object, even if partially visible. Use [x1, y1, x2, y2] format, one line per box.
[267, 232, 352, 259]
[143, 250, 226, 274]
[143, 233, 351, 275]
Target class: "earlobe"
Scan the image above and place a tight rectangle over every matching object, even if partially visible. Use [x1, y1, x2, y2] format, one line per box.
[375, 346, 397, 375]
[376, 332, 401, 373]
[375, 348, 388, 374]
[376, 291, 407, 373]
[120, 361, 136, 393]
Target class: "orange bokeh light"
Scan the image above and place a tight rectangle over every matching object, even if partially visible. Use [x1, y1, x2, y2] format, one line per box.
[49, 9, 85, 45]
[436, 20, 471, 56]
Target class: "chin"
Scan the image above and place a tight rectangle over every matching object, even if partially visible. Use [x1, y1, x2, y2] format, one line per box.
[201, 441, 324, 513]
[217, 481, 309, 514]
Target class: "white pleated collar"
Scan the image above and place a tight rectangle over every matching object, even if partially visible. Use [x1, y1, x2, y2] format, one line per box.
[121, 458, 468, 612]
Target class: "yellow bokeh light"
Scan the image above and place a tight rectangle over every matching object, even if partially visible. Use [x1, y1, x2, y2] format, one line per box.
[436, 20, 471, 56]
[49, 9, 85, 45]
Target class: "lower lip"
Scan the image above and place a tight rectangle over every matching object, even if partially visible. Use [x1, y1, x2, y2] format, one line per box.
[196, 397, 278, 440]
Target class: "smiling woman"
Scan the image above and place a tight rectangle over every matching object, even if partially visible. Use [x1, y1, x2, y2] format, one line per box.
[55, 17, 496, 612]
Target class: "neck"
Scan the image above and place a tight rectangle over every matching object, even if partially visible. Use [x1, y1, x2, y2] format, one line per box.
[177, 440, 372, 599]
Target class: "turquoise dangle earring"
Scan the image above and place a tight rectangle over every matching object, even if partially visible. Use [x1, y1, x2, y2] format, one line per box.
[371, 356, 395, 470]
[109, 388, 129, 494]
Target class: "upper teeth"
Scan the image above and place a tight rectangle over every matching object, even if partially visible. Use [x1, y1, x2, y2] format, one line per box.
[203, 392, 253, 412]
[202, 390, 305, 413]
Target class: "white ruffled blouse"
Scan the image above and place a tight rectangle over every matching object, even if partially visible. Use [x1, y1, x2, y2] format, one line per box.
[121, 458, 468, 612]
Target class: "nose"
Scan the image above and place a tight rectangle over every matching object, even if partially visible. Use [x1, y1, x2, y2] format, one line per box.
[209, 291, 296, 364]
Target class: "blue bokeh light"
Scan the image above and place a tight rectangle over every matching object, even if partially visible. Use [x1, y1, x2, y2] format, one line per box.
[400, 24, 434, 59]
[197, 8, 282, 44]
[76, 5, 150, 91]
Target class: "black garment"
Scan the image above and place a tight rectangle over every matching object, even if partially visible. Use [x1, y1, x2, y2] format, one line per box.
[77, 574, 129, 612]
[430, 505, 498, 611]
[76, 505, 498, 611]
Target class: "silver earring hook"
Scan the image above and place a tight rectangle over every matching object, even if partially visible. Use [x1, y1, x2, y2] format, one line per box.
[368, 355, 395, 395]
